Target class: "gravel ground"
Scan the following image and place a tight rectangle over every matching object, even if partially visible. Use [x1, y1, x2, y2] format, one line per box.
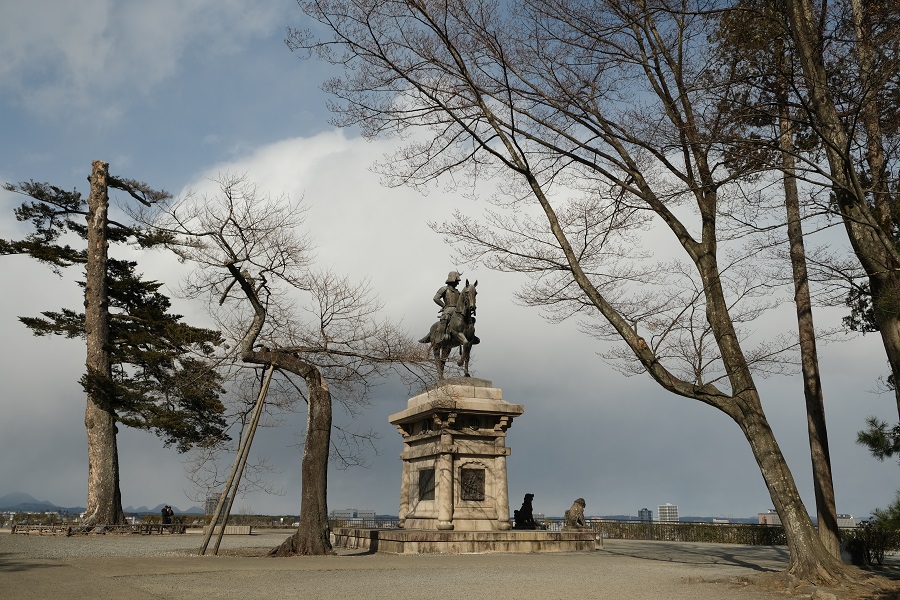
[1, 529, 897, 600]
[0, 528, 281, 559]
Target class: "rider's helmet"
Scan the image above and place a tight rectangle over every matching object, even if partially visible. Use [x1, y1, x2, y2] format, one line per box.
[446, 271, 462, 284]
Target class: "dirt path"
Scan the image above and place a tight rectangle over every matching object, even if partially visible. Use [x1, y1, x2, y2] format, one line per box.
[1, 531, 896, 599]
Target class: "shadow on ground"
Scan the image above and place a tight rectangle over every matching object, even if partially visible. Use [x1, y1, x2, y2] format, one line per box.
[602, 540, 789, 573]
[0, 552, 63, 573]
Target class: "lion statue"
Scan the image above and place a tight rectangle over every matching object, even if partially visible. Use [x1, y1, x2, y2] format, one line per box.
[564, 497, 587, 528]
[513, 493, 536, 529]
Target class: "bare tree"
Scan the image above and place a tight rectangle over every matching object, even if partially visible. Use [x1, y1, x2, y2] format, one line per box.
[294, 0, 860, 582]
[153, 175, 422, 555]
[779, 1, 900, 416]
[713, 1, 841, 558]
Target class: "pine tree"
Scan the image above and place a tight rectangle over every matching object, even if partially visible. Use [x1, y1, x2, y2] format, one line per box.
[2, 163, 227, 526]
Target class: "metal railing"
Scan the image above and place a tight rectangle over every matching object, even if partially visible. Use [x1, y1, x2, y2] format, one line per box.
[329, 517, 402, 529]
[583, 520, 788, 545]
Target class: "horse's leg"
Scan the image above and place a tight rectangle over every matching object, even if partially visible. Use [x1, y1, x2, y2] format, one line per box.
[433, 344, 444, 380]
[445, 346, 454, 376]
[460, 342, 471, 377]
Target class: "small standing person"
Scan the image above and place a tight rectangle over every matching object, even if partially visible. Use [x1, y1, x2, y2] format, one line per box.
[162, 505, 173, 526]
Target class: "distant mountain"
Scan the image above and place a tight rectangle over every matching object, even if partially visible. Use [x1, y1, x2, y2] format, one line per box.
[0, 492, 199, 515]
[0, 492, 49, 506]
[124, 504, 205, 515]
[0, 492, 85, 514]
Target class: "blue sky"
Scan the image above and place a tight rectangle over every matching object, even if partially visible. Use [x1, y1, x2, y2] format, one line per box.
[1, 0, 898, 521]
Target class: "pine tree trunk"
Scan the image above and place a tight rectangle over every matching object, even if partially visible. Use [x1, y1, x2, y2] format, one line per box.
[775, 41, 840, 559]
[783, 0, 900, 420]
[271, 371, 333, 556]
[82, 160, 124, 527]
[870, 283, 900, 417]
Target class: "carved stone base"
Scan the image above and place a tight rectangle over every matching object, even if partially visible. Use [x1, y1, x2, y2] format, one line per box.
[390, 379, 524, 533]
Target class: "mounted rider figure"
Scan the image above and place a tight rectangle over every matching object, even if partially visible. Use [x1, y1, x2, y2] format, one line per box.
[419, 271, 479, 379]
[433, 271, 462, 343]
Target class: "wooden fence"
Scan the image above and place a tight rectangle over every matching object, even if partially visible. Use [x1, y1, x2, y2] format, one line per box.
[11, 523, 186, 535]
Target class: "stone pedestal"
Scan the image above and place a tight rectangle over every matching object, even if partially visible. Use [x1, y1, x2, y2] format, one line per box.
[389, 378, 523, 532]
[330, 377, 597, 554]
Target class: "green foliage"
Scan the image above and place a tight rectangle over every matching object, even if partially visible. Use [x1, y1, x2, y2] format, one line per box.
[857, 417, 900, 462]
[843, 284, 879, 333]
[2, 178, 229, 452]
[842, 492, 900, 565]
[0, 181, 87, 270]
[11, 512, 62, 526]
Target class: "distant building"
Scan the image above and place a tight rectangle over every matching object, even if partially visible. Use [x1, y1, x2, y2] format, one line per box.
[758, 509, 781, 526]
[759, 509, 859, 528]
[638, 508, 652, 522]
[657, 503, 678, 523]
[330, 509, 376, 520]
[837, 514, 860, 528]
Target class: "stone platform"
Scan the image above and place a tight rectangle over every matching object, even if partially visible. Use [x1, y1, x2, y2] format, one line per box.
[332, 527, 599, 554]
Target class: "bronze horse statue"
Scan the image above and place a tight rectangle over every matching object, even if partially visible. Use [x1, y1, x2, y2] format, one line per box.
[420, 280, 479, 379]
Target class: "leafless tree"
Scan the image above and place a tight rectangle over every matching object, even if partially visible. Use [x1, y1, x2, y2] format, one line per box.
[293, 0, 860, 582]
[711, 1, 842, 558]
[152, 174, 423, 555]
[778, 1, 900, 411]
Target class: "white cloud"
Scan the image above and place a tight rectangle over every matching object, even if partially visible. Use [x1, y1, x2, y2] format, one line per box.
[180, 130, 467, 319]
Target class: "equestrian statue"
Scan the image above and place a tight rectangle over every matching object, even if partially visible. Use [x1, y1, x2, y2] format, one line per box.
[419, 271, 479, 379]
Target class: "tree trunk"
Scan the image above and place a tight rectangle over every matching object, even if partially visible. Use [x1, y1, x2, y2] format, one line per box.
[731, 393, 850, 583]
[82, 160, 124, 527]
[776, 41, 840, 559]
[870, 280, 900, 418]
[689, 216, 847, 581]
[782, 0, 900, 419]
[226, 263, 335, 557]
[846, 0, 900, 418]
[271, 370, 334, 556]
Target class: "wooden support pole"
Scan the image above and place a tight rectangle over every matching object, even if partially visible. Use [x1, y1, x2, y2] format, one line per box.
[212, 366, 272, 554]
[198, 364, 274, 555]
